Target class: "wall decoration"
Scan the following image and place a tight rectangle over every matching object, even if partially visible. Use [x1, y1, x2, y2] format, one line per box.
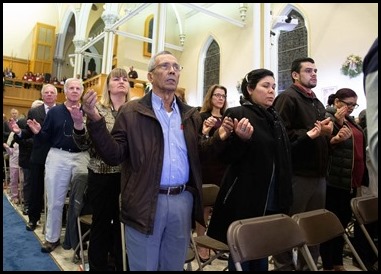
[341, 54, 363, 78]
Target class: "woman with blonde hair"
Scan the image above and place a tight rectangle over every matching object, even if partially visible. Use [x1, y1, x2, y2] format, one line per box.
[71, 67, 129, 270]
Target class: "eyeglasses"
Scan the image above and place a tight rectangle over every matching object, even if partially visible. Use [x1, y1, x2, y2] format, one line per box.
[339, 99, 359, 109]
[213, 93, 227, 99]
[150, 62, 183, 72]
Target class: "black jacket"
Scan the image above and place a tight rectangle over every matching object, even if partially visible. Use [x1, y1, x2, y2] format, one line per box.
[207, 100, 293, 244]
[14, 104, 51, 165]
[273, 84, 330, 177]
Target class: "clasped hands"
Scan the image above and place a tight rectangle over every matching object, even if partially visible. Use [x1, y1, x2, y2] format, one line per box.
[217, 117, 253, 141]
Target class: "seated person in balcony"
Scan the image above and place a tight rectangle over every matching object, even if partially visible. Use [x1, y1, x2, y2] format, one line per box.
[23, 72, 33, 89]
[128, 66, 138, 87]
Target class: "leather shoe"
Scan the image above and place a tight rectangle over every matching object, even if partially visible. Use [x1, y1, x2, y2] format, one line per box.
[26, 221, 37, 231]
[41, 240, 60, 253]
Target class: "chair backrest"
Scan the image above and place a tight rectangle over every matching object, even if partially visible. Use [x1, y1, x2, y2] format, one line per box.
[292, 209, 344, 246]
[202, 184, 220, 207]
[292, 208, 369, 270]
[227, 214, 308, 263]
[350, 195, 378, 258]
[351, 195, 378, 225]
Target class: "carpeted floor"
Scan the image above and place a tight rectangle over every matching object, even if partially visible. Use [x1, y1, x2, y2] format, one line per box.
[3, 193, 61, 271]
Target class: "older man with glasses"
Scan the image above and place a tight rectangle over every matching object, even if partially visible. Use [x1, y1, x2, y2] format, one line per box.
[80, 50, 238, 271]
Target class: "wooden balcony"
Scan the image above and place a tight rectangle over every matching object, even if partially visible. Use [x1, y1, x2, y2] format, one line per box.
[3, 77, 147, 116]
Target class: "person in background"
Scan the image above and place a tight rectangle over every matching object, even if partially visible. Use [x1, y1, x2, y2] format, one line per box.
[207, 69, 307, 271]
[3, 113, 9, 144]
[80, 50, 238, 271]
[320, 88, 367, 271]
[272, 57, 333, 271]
[70, 68, 130, 271]
[26, 78, 89, 253]
[128, 66, 138, 88]
[9, 86, 58, 232]
[362, 37, 378, 197]
[12, 100, 44, 215]
[3, 108, 19, 143]
[352, 109, 378, 271]
[3, 132, 20, 204]
[196, 84, 229, 262]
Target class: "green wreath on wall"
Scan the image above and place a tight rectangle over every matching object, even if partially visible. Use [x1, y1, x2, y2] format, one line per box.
[341, 54, 363, 78]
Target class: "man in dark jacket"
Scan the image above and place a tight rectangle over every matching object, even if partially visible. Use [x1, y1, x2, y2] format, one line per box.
[10, 85, 58, 231]
[78, 50, 236, 271]
[272, 57, 333, 271]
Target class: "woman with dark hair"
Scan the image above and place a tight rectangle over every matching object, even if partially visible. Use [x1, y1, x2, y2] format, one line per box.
[207, 69, 319, 271]
[320, 88, 368, 271]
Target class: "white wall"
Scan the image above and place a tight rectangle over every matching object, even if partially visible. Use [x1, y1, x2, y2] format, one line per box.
[3, 3, 59, 60]
[3, 3, 378, 116]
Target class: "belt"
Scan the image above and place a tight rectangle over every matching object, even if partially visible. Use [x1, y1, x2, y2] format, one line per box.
[159, 184, 187, 195]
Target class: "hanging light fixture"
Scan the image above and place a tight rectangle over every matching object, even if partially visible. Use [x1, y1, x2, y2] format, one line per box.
[239, 3, 248, 22]
[179, 33, 186, 46]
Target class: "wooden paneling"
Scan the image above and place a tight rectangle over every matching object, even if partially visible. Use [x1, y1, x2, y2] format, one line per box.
[3, 80, 65, 116]
[3, 56, 30, 79]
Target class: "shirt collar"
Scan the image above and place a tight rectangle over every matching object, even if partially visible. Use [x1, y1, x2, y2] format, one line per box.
[152, 92, 178, 113]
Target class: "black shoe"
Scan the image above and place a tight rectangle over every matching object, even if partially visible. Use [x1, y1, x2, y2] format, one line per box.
[22, 208, 29, 215]
[41, 240, 60, 253]
[26, 221, 37, 231]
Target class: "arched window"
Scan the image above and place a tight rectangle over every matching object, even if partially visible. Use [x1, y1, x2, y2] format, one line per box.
[203, 40, 220, 97]
[143, 15, 154, 57]
[277, 10, 307, 93]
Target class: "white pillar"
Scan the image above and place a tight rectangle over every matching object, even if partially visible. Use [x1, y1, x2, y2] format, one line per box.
[101, 11, 119, 74]
[252, 3, 261, 68]
[73, 38, 86, 78]
[263, 3, 272, 69]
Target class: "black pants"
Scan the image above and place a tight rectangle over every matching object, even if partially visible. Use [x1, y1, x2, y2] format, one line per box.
[352, 221, 378, 270]
[320, 186, 354, 269]
[28, 162, 45, 224]
[87, 169, 127, 271]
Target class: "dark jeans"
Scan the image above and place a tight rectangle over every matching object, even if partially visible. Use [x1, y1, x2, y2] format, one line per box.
[28, 162, 45, 223]
[87, 169, 126, 271]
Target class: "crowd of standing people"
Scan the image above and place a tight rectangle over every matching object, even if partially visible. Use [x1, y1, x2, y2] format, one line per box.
[3, 41, 378, 271]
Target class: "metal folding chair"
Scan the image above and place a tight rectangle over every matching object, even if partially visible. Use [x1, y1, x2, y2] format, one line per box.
[350, 195, 378, 257]
[292, 208, 368, 271]
[191, 184, 229, 271]
[227, 214, 317, 271]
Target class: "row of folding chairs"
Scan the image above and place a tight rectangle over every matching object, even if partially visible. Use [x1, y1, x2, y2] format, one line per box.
[76, 185, 377, 271]
[227, 195, 378, 271]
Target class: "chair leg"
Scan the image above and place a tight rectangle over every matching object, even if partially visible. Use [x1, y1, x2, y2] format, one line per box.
[77, 217, 86, 269]
[121, 222, 127, 271]
[343, 234, 368, 271]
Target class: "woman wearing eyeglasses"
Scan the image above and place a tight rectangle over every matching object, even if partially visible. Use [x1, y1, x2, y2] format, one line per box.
[196, 84, 229, 262]
[320, 88, 368, 271]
